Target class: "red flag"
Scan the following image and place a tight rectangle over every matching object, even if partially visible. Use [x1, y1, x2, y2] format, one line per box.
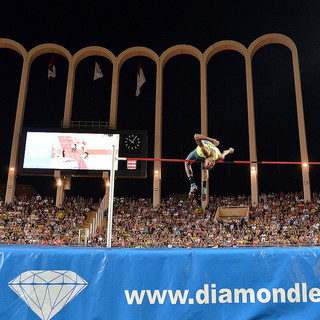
[127, 159, 137, 170]
[135, 57, 146, 96]
[48, 54, 56, 79]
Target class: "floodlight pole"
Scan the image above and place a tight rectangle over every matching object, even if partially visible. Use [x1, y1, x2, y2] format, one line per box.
[106, 145, 116, 248]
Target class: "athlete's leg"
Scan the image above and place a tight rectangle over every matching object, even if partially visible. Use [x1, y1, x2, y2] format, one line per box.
[219, 147, 234, 160]
[201, 163, 208, 201]
[184, 160, 193, 178]
[185, 161, 198, 198]
[185, 150, 199, 198]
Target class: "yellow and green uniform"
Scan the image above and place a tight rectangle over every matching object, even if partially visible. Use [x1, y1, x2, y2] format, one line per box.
[196, 141, 221, 160]
[187, 140, 221, 162]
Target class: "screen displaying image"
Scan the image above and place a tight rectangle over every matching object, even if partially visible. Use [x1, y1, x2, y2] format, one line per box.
[22, 132, 119, 171]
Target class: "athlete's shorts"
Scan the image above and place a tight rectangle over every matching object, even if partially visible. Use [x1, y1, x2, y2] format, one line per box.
[186, 149, 205, 162]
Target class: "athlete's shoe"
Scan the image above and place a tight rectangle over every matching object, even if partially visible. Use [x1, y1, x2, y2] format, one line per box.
[188, 185, 198, 198]
[201, 194, 206, 201]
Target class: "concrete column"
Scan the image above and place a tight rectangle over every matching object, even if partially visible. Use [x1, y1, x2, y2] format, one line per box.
[245, 55, 259, 205]
[56, 185, 65, 207]
[6, 168, 16, 204]
[200, 57, 209, 208]
[62, 61, 76, 127]
[54, 170, 64, 207]
[5, 57, 30, 204]
[153, 61, 163, 207]
[109, 62, 120, 129]
[291, 48, 311, 201]
[250, 164, 258, 206]
[61, 61, 76, 197]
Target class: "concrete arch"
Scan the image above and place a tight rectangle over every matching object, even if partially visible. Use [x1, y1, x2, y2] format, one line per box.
[160, 45, 202, 67]
[247, 33, 310, 201]
[0, 38, 27, 57]
[117, 47, 159, 68]
[248, 33, 297, 59]
[152, 45, 203, 207]
[204, 40, 247, 65]
[1, 35, 310, 206]
[64, 47, 116, 127]
[108, 47, 158, 130]
[28, 43, 72, 64]
[109, 47, 159, 131]
[73, 46, 116, 67]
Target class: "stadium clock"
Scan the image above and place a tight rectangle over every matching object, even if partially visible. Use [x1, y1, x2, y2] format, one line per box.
[117, 130, 147, 178]
[124, 134, 141, 151]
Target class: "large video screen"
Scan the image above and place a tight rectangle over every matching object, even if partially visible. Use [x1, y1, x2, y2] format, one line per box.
[22, 132, 119, 171]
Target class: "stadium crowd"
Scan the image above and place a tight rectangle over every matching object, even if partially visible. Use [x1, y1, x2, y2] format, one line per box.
[1, 191, 320, 248]
[0, 194, 95, 246]
[89, 191, 320, 248]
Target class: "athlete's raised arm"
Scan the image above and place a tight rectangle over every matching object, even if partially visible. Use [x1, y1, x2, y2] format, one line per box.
[194, 134, 220, 147]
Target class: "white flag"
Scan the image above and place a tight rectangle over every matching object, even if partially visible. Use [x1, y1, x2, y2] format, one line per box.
[135, 57, 146, 96]
[94, 62, 103, 80]
[48, 54, 56, 79]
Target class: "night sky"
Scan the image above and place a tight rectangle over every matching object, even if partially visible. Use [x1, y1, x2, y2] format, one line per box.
[1, 1, 320, 200]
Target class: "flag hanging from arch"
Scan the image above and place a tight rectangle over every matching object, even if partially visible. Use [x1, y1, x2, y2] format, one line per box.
[48, 54, 56, 79]
[135, 57, 146, 96]
[94, 62, 103, 80]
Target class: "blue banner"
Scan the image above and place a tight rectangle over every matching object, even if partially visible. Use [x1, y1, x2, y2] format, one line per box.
[1, 245, 320, 320]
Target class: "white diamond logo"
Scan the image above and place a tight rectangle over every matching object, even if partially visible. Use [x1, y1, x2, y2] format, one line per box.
[8, 270, 88, 320]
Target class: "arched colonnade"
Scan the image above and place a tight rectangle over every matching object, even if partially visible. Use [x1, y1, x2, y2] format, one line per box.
[0, 33, 310, 206]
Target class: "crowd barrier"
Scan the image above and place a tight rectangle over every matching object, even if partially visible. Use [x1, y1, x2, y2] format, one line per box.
[1, 245, 320, 320]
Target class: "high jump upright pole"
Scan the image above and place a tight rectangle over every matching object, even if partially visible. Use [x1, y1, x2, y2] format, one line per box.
[106, 145, 116, 248]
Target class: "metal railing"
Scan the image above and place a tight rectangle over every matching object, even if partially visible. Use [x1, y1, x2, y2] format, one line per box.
[89, 193, 108, 236]
[60, 121, 110, 129]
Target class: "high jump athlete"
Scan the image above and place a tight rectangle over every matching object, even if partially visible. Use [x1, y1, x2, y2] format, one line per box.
[185, 134, 234, 201]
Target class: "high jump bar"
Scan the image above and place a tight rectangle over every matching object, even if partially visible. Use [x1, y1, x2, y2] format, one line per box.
[117, 157, 320, 165]
[108, 152, 313, 247]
